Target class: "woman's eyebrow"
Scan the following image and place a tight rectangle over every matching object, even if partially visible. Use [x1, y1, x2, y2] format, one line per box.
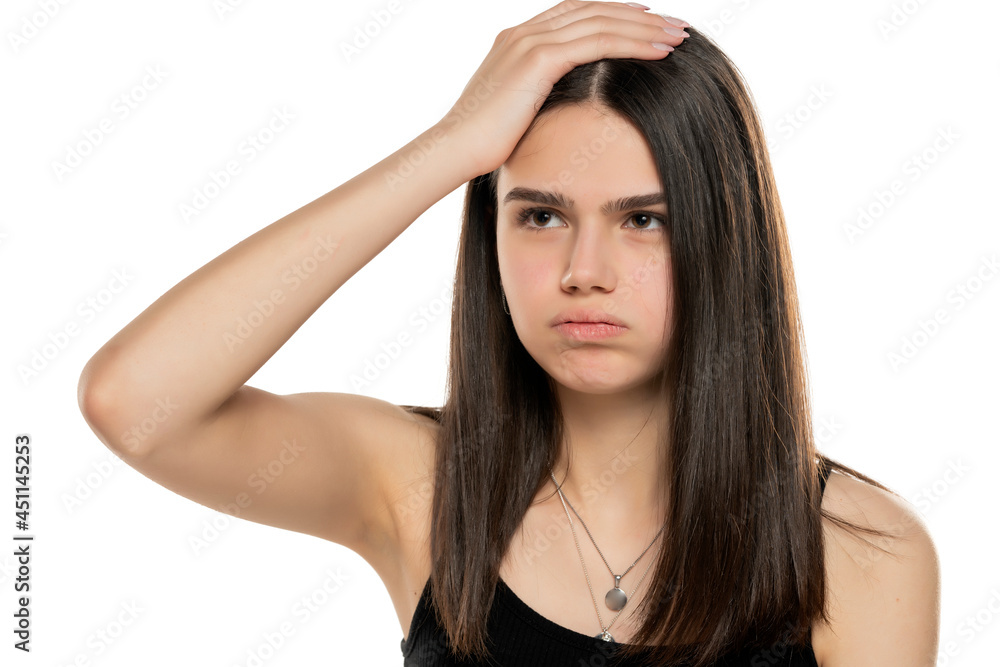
[501, 187, 666, 215]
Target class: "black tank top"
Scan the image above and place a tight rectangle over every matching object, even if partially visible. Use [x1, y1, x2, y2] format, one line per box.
[401, 460, 831, 666]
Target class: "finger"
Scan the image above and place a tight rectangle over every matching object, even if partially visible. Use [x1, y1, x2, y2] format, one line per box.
[520, 13, 689, 52]
[655, 13, 692, 29]
[519, 0, 597, 27]
[547, 29, 682, 66]
[521, 1, 658, 28]
[520, 2, 689, 45]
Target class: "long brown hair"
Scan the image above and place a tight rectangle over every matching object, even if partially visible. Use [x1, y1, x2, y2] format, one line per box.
[403, 26, 899, 667]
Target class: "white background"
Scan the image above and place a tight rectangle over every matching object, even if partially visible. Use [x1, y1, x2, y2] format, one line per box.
[1, 0, 997, 665]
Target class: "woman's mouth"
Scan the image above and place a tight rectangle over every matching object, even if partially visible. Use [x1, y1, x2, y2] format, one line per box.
[553, 322, 628, 340]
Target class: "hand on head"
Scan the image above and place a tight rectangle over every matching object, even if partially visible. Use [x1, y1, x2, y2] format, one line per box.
[442, 1, 690, 178]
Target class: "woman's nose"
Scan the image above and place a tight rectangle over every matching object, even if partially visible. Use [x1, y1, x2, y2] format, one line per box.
[559, 224, 618, 293]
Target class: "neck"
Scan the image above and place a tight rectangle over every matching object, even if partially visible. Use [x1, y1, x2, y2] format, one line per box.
[548, 381, 670, 524]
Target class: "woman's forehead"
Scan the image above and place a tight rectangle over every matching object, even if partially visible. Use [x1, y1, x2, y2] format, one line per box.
[499, 105, 659, 194]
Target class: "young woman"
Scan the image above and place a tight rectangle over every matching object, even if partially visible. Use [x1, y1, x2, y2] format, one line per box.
[77, 2, 939, 665]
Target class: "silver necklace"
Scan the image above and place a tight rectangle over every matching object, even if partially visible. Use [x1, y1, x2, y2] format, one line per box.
[550, 471, 664, 642]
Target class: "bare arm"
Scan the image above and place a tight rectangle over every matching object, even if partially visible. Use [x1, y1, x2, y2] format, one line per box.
[814, 473, 942, 666]
[80, 121, 472, 454]
[78, 121, 472, 552]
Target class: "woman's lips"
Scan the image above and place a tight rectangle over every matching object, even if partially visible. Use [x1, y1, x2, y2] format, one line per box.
[553, 322, 628, 340]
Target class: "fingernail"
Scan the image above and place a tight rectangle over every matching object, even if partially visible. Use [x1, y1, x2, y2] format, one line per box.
[662, 25, 690, 38]
[626, 2, 651, 8]
[651, 43, 674, 51]
[656, 13, 691, 28]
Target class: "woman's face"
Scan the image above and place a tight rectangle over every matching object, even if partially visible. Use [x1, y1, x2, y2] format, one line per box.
[496, 103, 673, 396]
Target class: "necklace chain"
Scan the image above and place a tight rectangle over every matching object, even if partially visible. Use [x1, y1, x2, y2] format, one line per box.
[550, 471, 664, 641]
[559, 479, 666, 579]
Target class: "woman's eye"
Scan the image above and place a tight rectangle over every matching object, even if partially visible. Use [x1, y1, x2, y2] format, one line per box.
[626, 213, 665, 232]
[515, 208, 562, 230]
[514, 208, 665, 234]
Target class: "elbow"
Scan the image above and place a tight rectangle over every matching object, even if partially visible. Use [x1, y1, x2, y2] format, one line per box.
[77, 360, 156, 460]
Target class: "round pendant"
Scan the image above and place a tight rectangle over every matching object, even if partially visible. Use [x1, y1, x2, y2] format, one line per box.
[595, 630, 615, 642]
[605, 586, 627, 611]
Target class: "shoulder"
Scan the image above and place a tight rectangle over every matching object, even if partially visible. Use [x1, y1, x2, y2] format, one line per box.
[811, 470, 941, 667]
